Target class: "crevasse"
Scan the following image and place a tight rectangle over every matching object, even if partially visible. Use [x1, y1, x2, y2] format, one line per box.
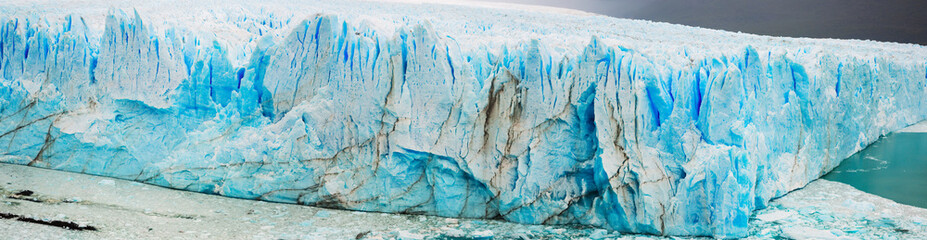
[1, 4, 926, 238]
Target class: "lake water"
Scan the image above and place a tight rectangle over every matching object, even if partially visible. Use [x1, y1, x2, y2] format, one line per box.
[822, 127, 927, 208]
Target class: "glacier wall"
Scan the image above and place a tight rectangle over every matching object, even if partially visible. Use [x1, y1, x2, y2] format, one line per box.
[2, 3, 926, 238]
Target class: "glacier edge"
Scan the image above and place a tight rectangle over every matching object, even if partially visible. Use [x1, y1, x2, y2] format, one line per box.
[1, 2, 927, 238]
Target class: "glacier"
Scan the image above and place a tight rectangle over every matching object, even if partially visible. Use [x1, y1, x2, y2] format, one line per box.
[1, 0, 926, 238]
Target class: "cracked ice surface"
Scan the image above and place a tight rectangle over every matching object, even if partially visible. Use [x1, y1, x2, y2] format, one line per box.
[1, 0, 926, 237]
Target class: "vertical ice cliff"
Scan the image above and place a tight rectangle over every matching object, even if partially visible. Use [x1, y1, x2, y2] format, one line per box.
[1, 1, 926, 237]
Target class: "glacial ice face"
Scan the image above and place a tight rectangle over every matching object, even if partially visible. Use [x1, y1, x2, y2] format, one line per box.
[1, 1, 926, 237]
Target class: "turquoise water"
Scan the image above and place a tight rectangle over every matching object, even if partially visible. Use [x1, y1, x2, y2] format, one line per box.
[822, 132, 927, 208]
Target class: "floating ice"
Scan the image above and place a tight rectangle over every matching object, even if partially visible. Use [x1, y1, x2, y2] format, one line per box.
[1, 0, 926, 238]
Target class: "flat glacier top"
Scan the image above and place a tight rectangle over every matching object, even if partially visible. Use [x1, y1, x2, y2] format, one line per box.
[3, 0, 926, 67]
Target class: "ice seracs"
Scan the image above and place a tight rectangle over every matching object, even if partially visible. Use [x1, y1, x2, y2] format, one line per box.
[1, 0, 926, 238]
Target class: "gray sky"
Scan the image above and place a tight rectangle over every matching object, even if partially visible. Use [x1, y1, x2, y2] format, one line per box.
[488, 0, 927, 45]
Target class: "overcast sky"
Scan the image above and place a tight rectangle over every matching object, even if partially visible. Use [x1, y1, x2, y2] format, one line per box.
[488, 0, 927, 45]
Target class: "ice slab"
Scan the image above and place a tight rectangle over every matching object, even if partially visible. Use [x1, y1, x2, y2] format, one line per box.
[898, 120, 927, 133]
[747, 180, 927, 239]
